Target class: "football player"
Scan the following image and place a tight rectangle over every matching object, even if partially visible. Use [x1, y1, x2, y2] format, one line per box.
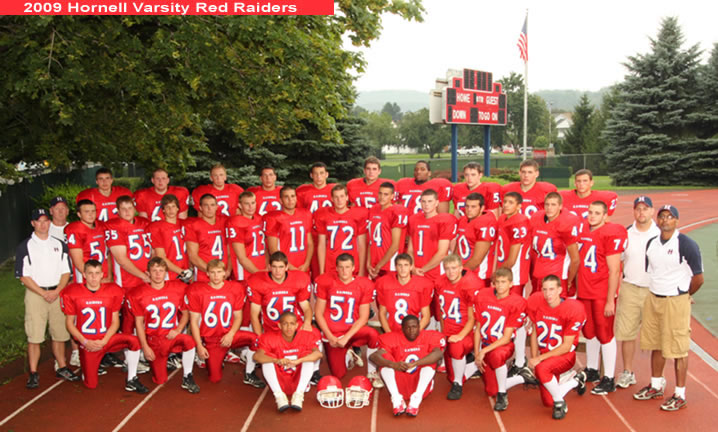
[191, 163, 244, 217]
[454, 192, 498, 287]
[66, 199, 111, 284]
[560, 169, 618, 231]
[375, 254, 432, 333]
[367, 182, 409, 279]
[134, 168, 190, 221]
[452, 162, 502, 217]
[296, 162, 335, 213]
[406, 189, 457, 281]
[265, 186, 314, 274]
[227, 191, 267, 281]
[347, 156, 396, 209]
[185, 194, 230, 282]
[247, 166, 283, 216]
[148, 194, 192, 282]
[75, 167, 131, 222]
[501, 159, 557, 218]
[395, 161, 453, 214]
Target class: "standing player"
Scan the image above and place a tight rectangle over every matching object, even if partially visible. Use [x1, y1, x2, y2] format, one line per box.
[75, 167, 132, 222]
[367, 182, 409, 279]
[501, 159, 557, 218]
[185, 194, 229, 282]
[61, 260, 148, 393]
[191, 163, 244, 217]
[296, 162, 335, 213]
[527, 275, 587, 420]
[560, 169, 618, 230]
[187, 259, 259, 384]
[315, 184, 368, 276]
[314, 254, 381, 386]
[131, 258, 199, 393]
[247, 166, 283, 216]
[265, 186, 314, 274]
[395, 161, 453, 214]
[148, 194, 192, 282]
[455, 192, 498, 287]
[254, 311, 323, 412]
[375, 254, 433, 333]
[452, 162, 502, 217]
[347, 156, 395, 209]
[66, 199, 111, 284]
[369, 315, 446, 417]
[407, 189, 457, 281]
[227, 191, 267, 281]
[134, 168, 190, 222]
[530, 192, 580, 297]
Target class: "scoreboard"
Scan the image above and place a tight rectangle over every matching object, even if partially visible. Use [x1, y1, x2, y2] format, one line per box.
[442, 69, 507, 126]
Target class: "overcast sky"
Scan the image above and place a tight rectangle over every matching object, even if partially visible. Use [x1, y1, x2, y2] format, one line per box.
[348, 0, 718, 92]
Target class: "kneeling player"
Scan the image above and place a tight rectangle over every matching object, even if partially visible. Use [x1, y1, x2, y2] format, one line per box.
[254, 311, 323, 412]
[61, 260, 149, 393]
[315, 254, 382, 387]
[527, 275, 588, 419]
[187, 259, 258, 384]
[132, 258, 198, 393]
[369, 315, 445, 417]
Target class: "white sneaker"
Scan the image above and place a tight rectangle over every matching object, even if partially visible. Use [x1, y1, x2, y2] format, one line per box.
[350, 348, 364, 368]
[224, 351, 242, 364]
[136, 361, 151, 374]
[345, 350, 356, 371]
[408, 392, 423, 409]
[195, 354, 206, 369]
[70, 350, 81, 367]
[617, 370, 637, 389]
[367, 371, 384, 389]
[290, 392, 304, 410]
[274, 392, 290, 412]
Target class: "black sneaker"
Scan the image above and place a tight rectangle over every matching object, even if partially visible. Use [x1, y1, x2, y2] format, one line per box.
[583, 367, 601, 383]
[167, 354, 179, 372]
[98, 367, 108, 376]
[507, 363, 521, 378]
[494, 392, 508, 411]
[243, 371, 266, 389]
[574, 371, 587, 396]
[517, 366, 539, 387]
[469, 369, 483, 380]
[310, 370, 321, 386]
[466, 352, 475, 363]
[101, 353, 124, 368]
[591, 376, 616, 395]
[447, 382, 463, 400]
[55, 367, 80, 382]
[125, 377, 149, 394]
[26, 372, 39, 389]
[181, 373, 200, 394]
[552, 401, 568, 420]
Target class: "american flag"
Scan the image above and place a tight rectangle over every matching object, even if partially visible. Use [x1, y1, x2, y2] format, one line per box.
[517, 16, 528, 62]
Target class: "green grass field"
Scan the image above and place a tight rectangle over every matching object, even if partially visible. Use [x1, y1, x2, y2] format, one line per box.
[0, 260, 27, 367]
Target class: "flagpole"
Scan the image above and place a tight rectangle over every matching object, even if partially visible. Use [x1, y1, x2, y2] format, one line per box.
[522, 10, 528, 161]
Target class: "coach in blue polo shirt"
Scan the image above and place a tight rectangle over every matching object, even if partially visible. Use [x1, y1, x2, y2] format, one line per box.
[633, 204, 703, 411]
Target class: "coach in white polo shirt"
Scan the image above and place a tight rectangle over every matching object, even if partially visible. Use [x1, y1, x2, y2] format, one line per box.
[615, 196, 660, 389]
[634, 204, 703, 411]
[15, 208, 78, 389]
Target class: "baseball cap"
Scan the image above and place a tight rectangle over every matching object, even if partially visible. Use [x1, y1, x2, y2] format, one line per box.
[31, 208, 49, 221]
[633, 196, 653, 208]
[49, 196, 68, 207]
[657, 204, 679, 219]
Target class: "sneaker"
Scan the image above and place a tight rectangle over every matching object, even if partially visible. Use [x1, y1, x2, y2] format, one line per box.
[290, 392, 304, 411]
[447, 382, 463, 400]
[243, 371, 266, 389]
[517, 365, 539, 387]
[407, 393, 422, 415]
[367, 371, 384, 389]
[494, 392, 508, 411]
[507, 363, 521, 378]
[97, 367, 108, 376]
[583, 367, 601, 383]
[26, 372, 39, 389]
[616, 370, 637, 389]
[69, 350, 81, 367]
[405, 406, 419, 417]
[56, 367, 80, 382]
[574, 370, 587, 396]
[552, 401, 568, 420]
[436, 363, 447, 373]
[195, 354, 206, 369]
[633, 384, 665, 400]
[224, 351, 242, 364]
[310, 370, 321, 386]
[125, 377, 149, 394]
[181, 373, 200, 394]
[392, 397, 406, 416]
[101, 353, 124, 368]
[591, 376, 616, 395]
[469, 369, 482, 380]
[660, 395, 687, 411]
[347, 348, 363, 370]
[274, 392, 290, 412]
[352, 346, 364, 367]
[125, 360, 151, 375]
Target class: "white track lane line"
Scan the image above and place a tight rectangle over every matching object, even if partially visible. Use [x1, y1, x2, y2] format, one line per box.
[487, 396, 507, 432]
[370, 388, 379, 432]
[240, 386, 269, 432]
[0, 379, 65, 427]
[687, 371, 718, 400]
[679, 217, 718, 231]
[112, 369, 179, 432]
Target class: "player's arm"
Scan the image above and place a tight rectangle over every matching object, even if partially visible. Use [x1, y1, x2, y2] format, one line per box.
[604, 253, 622, 317]
[369, 348, 410, 372]
[253, 348, 279, 364]
[412, 346, 444, 367]
[529, 334, 577, 368]
[565, 243, 580, 292]
[219, 310, 242, 347]
[267, 236, 279, 255]
[316, 233, 327, 274]
[297, 232, 314, 273]
[137, 211, 150, 219]
[372, 227, 402, 276]
[134, 315, 156, 361]
[378, 304, 392, 333]
[298, 300, 313, 331]
[356, 233, 368, 277]
[65, 314, 86, 348]
[290, 346, 323, 367]
[438, 202, 450, 214]
[189, 311, 209, 359]
[528, 321, 540, 364]
[68, 248, 85, 276]
[419, 305, 431, 330]
[477, 326, 516, 371]
[186, 241, 208, 274]
[501, 243, 522, 269]
[109, 245, 151, 282]
[250, 303, 264, 336]
[419, 238, 450, 274]
[314, 298, 337, 345]
[153, 247, 187, 276]
[178, 209, 188, 220]
[464, 240, 491, 271]
[448, 310, 476, 343]
[338, 303, 370, 347]
[231, 242, 262, 275]
[170, 310, 190, 338]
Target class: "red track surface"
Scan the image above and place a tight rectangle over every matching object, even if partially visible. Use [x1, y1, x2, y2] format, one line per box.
[2, 189, 717, 432]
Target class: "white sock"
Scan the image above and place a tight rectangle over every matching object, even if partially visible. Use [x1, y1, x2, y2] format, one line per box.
[496, 365, 508, 393]
[380, 367, 401, 401]
[651, 377, 663, 390]
[125, 350, 140, 381]
[262, 363, 283, 394]
[464, 361, 479, 380]
[506, 375, 525, 390]
[586, 337, 600, 370]
[558, 378, 578, 398]
[182, 348, 196, 377]
[366, 348, 378, 374]
[429, 317, 440, 331]
[674, 386, 686, 399]
[410, 367, 435, 408]
[601, 338, 617, 378]
[451, 357, 467, 385]
[514, 327, 527, 367]
[314, 343, 323, 372]
[297, 363, 315, 393]
[245, 350, 257, 374]
[544, 376, 562, 402]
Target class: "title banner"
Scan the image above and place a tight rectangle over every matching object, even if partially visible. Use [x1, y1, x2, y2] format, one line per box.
[3, 0, 333, 15]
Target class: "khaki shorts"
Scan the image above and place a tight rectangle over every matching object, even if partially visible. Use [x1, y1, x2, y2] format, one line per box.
[24, 289, 70, 344]
[640, 292, 691, 358]
[615, 281, 649, 341]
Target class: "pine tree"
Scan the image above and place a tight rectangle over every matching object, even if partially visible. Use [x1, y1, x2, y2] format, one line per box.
[560, 94, 594, 154]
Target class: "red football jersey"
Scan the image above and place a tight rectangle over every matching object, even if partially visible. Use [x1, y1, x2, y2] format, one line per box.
[184, 216, 229, 282]
[379, 330, 446, 368]
[527, 292, 586, 354]
[65, 220, 109, 282]
[191, 183, 244, 217]
[226, 214, 266, 280]
[247, 186, 283, 216]
[129, 281, 188, 338]
[375, 274, 433, 332]
[314, 274, 375, 336]
[368, 204, 409, 272]
[264, 209, 313, 269]
[186, 281, 246, 341]
[395, 178, 453, 215]
[148, 219, 188, 279]
[314, 206, 368, 275]
[473, 290, 527, 347]
[560, 190, 619, 233]
[496, 213, 531, 285]
[530, 210, 580, 281]
[60, 282, 124, 340]
[456, 212, 498, 279]
[258, 330, 321, 375]
[434, 273, 480, 336]
[452, 182, 502, 216]
[407, 212, 457, 280]
[246, 271, 312, 332]
[134, 186, 190, 222]
[577, 222, 628, 300]
[347, 177, 396, 209]
[296, 183, 336, 214]
[106, 216, 152, 289]
[75, 186, 133, 222]
[501, 181, 557, 219]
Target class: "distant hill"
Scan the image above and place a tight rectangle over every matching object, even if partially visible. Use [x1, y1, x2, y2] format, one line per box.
[535, 88, 610, 112]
